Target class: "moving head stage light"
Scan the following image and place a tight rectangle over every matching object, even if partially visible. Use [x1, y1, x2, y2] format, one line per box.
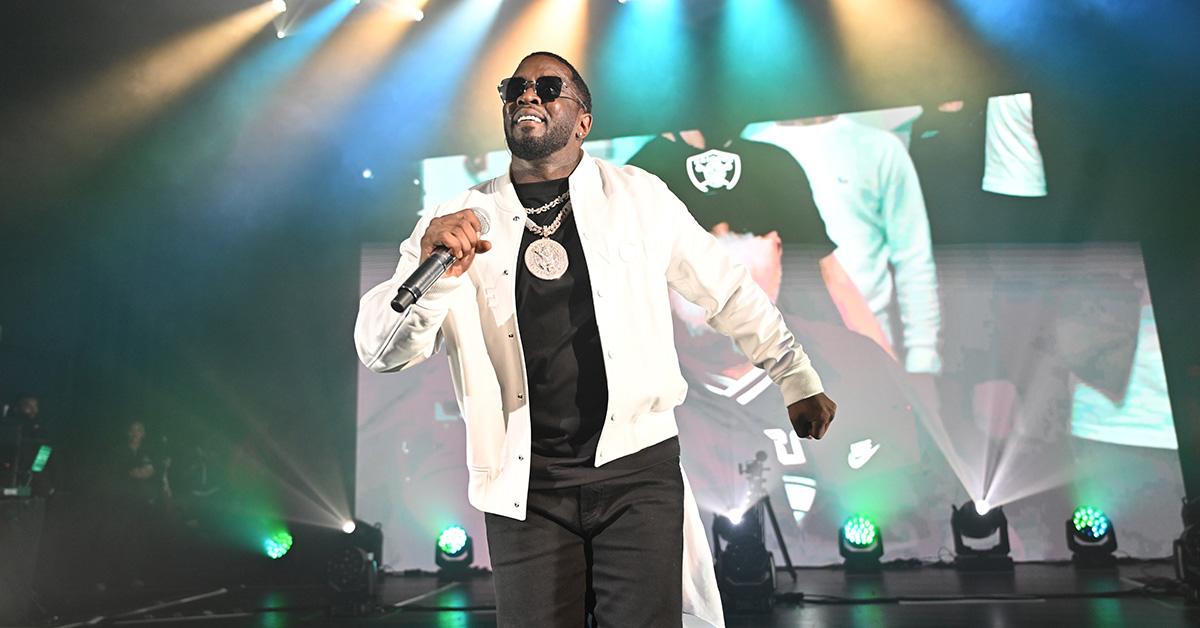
[838, 515, 883, 572]
[951, 500, 1013, 571]
[713, 506, 775, 613]
[435, 524, 475, 580]
[1067, 506, 1117, 567]
[711, 451, 798, 614]
[327, 519, 383, 616]
[259, 520, 383, 616]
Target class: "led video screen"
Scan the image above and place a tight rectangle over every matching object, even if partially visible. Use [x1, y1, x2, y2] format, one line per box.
[357, 95, 1184, 570]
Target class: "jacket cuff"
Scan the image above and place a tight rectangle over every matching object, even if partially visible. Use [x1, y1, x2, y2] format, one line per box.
[905, 347, 942, 375]
[778, 366, 825, 406]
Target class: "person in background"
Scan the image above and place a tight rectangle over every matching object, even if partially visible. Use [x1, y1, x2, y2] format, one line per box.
[2, 393, 47, 439]
[0, 393, 55, 495]
[747, 115, 943, 377]
[100, 420, 163, 588]
[118, 421, 159, 504]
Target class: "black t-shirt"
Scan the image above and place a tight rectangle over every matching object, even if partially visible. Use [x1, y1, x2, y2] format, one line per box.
[627, 135, 834, 251]
[627, 135, 842, 323]
[114, 444, 159, 505]
[513, 177, 679, 490]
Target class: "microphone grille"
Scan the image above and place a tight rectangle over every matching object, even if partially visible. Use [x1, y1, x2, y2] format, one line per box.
[470, 208, 492, 235]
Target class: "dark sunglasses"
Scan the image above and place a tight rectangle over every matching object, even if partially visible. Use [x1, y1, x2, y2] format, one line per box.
[498, 76, 586, 110]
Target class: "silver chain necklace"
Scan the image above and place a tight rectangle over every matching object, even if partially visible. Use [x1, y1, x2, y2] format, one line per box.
[524, 201, 571, 237]
[524, 191, 569, 215]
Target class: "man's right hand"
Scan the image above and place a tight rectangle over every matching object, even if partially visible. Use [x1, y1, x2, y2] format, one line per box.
[420, 208, 493, 277]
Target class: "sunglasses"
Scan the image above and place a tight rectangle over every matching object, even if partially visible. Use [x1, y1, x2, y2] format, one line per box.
[498, 76, 587, 110]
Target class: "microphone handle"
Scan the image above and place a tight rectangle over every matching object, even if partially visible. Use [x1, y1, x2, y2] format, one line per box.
[391, 247, 456, 313]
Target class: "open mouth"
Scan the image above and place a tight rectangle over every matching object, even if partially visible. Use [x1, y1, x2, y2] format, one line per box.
[512, 112, 546, 127]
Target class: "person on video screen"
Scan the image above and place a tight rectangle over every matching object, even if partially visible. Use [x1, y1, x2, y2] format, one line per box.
[747, 115, 943, 377]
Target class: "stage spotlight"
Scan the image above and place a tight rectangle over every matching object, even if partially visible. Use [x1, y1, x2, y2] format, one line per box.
[838, 515, 883, 572]
[327, 547, 379, 613]
[361, 168, 373, 179]
[327, 520, 383, 616]
[389, 1, 424, 21]
[712, 509, 775, 613]
[264, 530, 294, 559]
[974, 499, 992, 516]
[328, 547, 374, 590]
[435, 525, 475, 579]
[273, 0, 287, 14]
[951, 500, 1012, 571]
[438, 525, 468, 555]
[1067, 506, 1117, 567]
[276, 31, 286, 39]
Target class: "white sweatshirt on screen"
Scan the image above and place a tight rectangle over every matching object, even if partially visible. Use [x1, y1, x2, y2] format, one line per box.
[748, 117, 942, 374]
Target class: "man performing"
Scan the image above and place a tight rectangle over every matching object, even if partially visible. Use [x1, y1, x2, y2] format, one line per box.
[354, 52, 836, 627]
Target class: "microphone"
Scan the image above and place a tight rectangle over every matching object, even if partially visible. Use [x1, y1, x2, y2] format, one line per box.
[391, 208, 491, 313]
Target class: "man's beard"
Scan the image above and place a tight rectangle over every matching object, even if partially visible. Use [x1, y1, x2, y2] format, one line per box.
[505, 118, 573, 161]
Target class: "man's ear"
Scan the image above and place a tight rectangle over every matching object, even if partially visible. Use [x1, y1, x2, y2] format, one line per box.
[576, 112, 593, 140]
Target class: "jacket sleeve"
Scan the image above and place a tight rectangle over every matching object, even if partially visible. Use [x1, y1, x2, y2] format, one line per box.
[658, 178, 825, 405]
[354, 209, 467, 373]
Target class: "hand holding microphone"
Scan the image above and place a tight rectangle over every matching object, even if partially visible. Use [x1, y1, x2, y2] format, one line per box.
[391, 208, 492, 313]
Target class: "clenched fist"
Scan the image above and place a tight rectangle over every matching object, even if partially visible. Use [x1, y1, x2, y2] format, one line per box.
[420, 208, 493, 277]
[787, 392, 837, 439]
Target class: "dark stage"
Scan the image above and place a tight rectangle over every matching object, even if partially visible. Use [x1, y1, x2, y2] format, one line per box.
[34, 561, 1198, 627]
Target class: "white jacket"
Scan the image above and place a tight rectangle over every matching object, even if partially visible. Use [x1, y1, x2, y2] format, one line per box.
[355, 153, 824, 628]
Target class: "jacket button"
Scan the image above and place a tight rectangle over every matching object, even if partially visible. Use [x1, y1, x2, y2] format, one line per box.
[512, 216, 520, 222]
[514, 502, 520, 509]
[518, 455, 525, 461]
[517, 393, 524, 399]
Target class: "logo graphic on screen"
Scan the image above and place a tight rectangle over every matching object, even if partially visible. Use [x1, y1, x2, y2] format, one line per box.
[764, 428, 807, 466]
[847, 438, 881, 470]
[685, 149, 742, 193]
[705, 367, 771, 405]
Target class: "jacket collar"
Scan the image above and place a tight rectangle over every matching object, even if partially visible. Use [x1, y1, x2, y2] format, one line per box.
[491, 150, 601, 218]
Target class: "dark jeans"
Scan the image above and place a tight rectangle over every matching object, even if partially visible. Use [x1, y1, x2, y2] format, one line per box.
[485, 456, 684, 628]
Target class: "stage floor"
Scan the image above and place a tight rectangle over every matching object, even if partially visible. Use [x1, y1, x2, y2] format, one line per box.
[40, 560, 1198, 627]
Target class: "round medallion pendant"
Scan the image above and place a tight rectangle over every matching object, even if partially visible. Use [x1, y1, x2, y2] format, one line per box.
[525, 238, 569, 280]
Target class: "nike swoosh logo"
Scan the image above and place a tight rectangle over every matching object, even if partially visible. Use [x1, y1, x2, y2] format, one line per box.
[847, 442, 881, 470]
